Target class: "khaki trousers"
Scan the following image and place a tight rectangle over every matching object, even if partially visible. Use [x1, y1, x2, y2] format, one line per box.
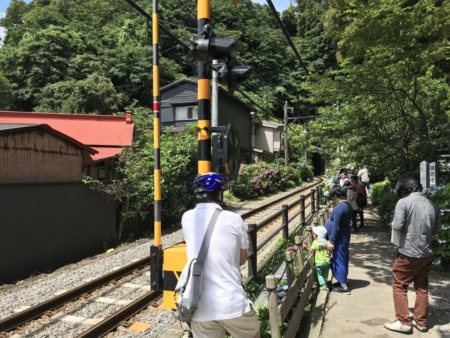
[191, 309, 260, 338]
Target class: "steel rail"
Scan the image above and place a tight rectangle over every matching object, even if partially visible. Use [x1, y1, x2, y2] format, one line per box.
[239, 177, 324, 219]
[76, 291, 162, 338]
[0, 257, 150, 332]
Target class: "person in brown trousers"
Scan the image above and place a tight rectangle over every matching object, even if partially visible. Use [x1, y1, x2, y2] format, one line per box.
[384, 177, 439, 334]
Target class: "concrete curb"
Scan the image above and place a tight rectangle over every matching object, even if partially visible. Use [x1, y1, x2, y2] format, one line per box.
[309, 289, 329, 338]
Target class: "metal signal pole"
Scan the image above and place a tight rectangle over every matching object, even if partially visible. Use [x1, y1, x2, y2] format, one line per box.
[150, 0, 163, 291]
[197, 0, 212, 174]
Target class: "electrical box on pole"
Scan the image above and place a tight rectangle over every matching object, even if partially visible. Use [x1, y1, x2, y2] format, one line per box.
[211, 124, 241, 180]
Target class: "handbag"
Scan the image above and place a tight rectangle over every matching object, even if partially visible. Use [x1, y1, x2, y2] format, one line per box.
[174, 208, 222, 322]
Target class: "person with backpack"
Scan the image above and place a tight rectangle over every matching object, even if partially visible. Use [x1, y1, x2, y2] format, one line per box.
[343, 180, 359, 233]
[350, 175, 367, 230]
[357, 166, 371, 198]
[181, 172, 260, 338]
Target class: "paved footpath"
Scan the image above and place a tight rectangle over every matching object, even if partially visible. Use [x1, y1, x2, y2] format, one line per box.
[317, 205, 446, 338]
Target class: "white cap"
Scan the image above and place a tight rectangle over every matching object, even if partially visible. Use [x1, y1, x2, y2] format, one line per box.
[312, 226, 327, 239]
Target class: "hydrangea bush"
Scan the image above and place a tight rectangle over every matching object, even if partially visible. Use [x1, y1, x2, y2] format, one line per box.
[230, 162, 304, 199]
[321, 176, 339, 204]
[424, 184, 450, 267]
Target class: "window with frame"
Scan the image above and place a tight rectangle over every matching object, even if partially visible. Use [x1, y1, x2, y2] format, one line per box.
[175, 106, 198, 121]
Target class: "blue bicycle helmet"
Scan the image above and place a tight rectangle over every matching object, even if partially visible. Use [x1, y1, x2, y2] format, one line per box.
[193, 172, 223, 193]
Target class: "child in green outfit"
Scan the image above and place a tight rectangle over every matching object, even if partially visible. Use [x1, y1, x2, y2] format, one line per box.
[310, 226, 331, 291]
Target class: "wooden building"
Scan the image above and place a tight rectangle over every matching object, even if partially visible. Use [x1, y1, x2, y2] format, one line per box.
[0, 123, 95, 184]
[0, 110, 135, 181]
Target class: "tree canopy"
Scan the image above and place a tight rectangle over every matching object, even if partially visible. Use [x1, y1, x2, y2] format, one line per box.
[1, 0, 449, 181]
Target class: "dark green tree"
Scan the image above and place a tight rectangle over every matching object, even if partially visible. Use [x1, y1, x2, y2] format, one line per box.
[309, 0, 450, 180]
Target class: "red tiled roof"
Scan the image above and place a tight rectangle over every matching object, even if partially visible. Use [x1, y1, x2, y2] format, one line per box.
[0, 111, 134, 161]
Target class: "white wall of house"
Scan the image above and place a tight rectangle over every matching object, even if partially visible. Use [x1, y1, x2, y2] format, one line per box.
[251, 117, 283, 163]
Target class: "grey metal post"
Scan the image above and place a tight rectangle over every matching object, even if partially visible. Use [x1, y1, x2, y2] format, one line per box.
[284, 101, 289, 167]
[211, 59, 219, 128]
[420, 161, 429, 190]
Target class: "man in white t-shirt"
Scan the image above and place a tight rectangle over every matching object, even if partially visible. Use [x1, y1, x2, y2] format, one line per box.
[181, 172, 260, 338]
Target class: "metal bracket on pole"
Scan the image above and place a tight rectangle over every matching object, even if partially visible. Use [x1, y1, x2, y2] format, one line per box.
[150, 245, 163, 291]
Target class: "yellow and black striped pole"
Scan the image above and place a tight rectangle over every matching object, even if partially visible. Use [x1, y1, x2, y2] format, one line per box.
[197, 0, 212, 174]
[150, 0, 163, 291]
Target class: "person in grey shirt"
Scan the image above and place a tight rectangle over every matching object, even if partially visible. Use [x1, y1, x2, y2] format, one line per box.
[384, 177, 439, 334]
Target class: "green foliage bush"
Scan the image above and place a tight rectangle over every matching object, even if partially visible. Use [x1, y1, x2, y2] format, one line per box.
[159, 124, 198, 225]
[291, 163, 314, 182]
[371, 178, 398, 226]
[424, 184, 450, 267]
[230, 162, 303, 200]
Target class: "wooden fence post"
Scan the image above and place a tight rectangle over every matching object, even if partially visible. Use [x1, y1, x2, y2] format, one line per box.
[312, 216, 319, 227]
[316, 186, 322, 210]
[311, 189, 316, 212]
[282, 205, 289, 239]
[318, 209, 325, 226]
[305, 226, 314, 268]
[300, 195, 306, 227]
[294, 235, 304, 271]
[285, 251, 295, 285]
[266, 275, 281, 338]
[248, 223, 257, 279]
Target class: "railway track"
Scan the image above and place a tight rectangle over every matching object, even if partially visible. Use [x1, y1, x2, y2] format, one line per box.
[0, 178, 324, 337]
[0, 259, 157, 337]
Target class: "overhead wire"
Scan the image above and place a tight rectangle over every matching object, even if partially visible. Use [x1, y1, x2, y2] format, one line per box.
[265, 0, 308, 74]
[136, 0, 306, 119]
[122, 0, 191, 52]
[121, 0, 309, 121]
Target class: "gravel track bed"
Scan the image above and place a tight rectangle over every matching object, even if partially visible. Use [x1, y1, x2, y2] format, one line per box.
[1, 189, 448, 338]
[0, 229, 185, 338]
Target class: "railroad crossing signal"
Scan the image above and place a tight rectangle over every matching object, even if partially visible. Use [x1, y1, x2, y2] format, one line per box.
[190, 33, 236, 64]
[217, 64, 254, 88]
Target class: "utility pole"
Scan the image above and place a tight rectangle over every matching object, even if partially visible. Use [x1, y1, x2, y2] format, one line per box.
[283, 101, 292, 167]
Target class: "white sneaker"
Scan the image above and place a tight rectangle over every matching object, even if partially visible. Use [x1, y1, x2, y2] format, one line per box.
[384, 320, 413, 333]
[412, 319, 427, 332]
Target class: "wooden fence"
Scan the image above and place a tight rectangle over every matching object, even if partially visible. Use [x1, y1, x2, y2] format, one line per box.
[244, 184, 324, 285]
[242, 182, 332, 338]
[265, 230, 317, 338]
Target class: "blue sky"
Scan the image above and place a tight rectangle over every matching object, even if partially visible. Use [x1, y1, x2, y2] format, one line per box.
[0, 0, 292, 45]
[252, 0, 292, 12]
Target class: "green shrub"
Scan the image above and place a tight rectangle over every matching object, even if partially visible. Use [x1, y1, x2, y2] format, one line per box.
[424, 184, 450, 267]
[291, 163, 314, 182]
[371, 178, 398, 226]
